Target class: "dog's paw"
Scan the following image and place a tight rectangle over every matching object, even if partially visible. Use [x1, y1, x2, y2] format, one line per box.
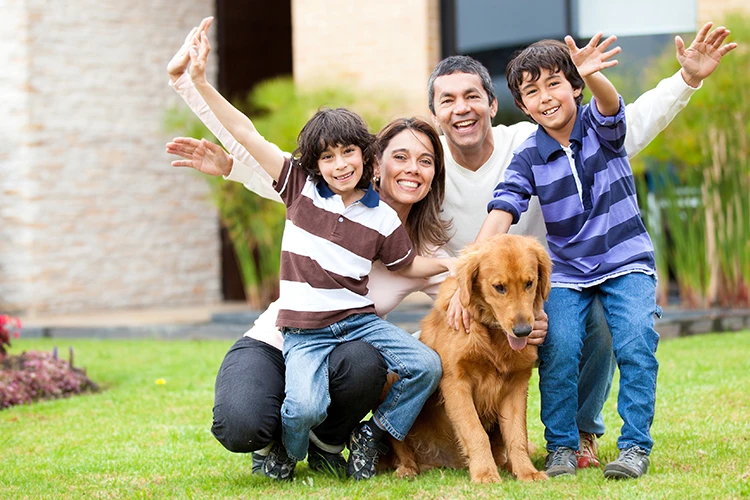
[516, 469, 548, 482]
[394, 465, 419, 479]
[470, 468, 502, 484]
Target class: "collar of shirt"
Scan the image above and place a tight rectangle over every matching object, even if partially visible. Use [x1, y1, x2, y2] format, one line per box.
[315, 180, 380, 208]
[535, 105, 584, 162]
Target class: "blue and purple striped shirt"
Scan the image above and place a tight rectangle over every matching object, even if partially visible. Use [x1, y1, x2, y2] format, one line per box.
[488, 97, 655, 288]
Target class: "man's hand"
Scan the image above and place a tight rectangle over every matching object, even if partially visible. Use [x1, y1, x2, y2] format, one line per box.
[166, 137, 233, 177]
[677, 22, 738, 88]
[526, 309, 548, 346]
[446, 289, 472, 334]
[565, 32, 620, 78]
[167, 17, 213, 83]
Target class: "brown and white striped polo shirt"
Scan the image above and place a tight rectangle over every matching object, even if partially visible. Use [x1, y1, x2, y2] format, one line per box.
[273, 157, 415, 329]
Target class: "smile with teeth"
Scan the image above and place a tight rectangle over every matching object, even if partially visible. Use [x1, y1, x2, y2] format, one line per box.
[542, 106, 560, 116]
[454, 120, 476, 129]
[335, 171, 354, 181]
[397, 179, 421, 189]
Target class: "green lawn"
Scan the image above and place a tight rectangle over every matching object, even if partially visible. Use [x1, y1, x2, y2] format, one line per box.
[2, 331, 749, 499]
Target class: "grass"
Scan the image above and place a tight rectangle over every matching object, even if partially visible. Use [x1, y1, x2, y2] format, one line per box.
[1, 331, 749, 499]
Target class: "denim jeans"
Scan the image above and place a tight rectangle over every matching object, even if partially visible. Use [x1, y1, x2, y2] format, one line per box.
[540, 272, 660, 453]
[577, 297, 616, 436]
[281, 313, 442, 461]
[210, 337, 387, 454]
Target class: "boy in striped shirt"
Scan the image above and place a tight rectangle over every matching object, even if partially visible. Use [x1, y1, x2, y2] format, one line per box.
[187, 31, 453, 481]
[476, 35, 659, 480]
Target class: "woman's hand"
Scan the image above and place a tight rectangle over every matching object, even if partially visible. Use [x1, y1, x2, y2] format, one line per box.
[446, 289, 472, 334]
[526, 309, 548, 346]
[166, 137, 233, 177]
[167, 17, 213, 83]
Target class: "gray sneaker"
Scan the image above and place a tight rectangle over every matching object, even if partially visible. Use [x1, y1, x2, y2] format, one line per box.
[545, 447, 577, 477]
[261, 442, 298, 481]
[251, 452, 264, 475]
[346, 422, 388, 480]
[604, 446, 650, 479]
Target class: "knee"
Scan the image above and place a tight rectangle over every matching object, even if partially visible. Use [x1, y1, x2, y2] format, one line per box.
[329, 340, 387, 387]
[418, 348, 443, 390]
[282, 397, 327, 430]
[211, 405, 276, 453]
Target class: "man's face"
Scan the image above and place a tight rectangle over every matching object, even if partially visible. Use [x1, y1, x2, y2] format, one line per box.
[431, 72, 497, 153]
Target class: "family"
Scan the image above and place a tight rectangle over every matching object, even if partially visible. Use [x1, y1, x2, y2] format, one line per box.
[165, 16, 736, 482]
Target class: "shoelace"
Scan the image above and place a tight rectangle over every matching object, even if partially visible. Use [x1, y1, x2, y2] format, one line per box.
[549, 449, 574, 467]
[619, 446, 645, 463]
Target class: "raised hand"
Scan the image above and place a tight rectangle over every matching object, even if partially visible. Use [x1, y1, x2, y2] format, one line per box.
[564, 32, 621, 77]
[676, 22, 738, 88]
[166, 137, 233, 177]
[167, 17, 213, 82]
[188, 31, 212, 85]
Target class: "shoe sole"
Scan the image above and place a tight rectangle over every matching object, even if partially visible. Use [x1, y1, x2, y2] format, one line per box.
[546, 466, 576, 477]
[603, 464, 646, 479]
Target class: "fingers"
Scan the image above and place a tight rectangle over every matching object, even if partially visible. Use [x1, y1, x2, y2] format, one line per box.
[674, 35, 686, 57]
[461, 309, 471, 334]
[718, 41, 738, 57]
[694, 21, 713, 45]
[564, 35, 579, 52]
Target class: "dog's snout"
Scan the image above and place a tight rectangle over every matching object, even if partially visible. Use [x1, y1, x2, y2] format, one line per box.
[512, 323, 533, 337]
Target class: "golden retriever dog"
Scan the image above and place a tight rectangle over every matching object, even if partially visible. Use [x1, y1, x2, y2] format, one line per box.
[381, 234, 551, 483]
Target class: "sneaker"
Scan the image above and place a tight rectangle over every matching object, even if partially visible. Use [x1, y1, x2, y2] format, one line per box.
[576, 432, 601, 468]
[545, 447, 577, 477]
[308, 442, 346, 477]
[261, 442, 297, 481]
[346, 422, 388, 480]
[251, 452, 264, 475]
[603, 446, 650, 479]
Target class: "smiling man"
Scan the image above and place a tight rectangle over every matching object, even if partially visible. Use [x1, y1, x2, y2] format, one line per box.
[429, 23, 737, 472]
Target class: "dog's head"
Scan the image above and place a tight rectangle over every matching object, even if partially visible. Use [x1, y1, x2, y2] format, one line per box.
[456, 234, 551, 351]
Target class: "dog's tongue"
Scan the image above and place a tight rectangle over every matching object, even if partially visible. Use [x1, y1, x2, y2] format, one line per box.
[507, 334, 528, 351]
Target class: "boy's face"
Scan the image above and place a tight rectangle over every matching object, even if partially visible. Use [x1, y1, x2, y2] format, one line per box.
[517, 68, 581, 139]
[317, 143, 365, 198]
[431, 72, 497, 153]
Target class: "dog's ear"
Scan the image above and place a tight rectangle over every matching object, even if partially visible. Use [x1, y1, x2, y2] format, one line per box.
[457, 251, 480, 308]
[532, 241, 552, 311]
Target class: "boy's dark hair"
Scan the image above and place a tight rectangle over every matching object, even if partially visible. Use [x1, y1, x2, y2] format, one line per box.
[506, 39, 585, 112]
[427, 55, 496, 114]
[294, 108, 376, 190]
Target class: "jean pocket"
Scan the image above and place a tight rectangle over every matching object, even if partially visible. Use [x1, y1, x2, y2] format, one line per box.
[654, 305, 663, 319]
[281, 327, 302, 336]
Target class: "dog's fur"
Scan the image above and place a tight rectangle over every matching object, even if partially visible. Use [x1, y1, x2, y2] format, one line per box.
[381, 234, 552, 483]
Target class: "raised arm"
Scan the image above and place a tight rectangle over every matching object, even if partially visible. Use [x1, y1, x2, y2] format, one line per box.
[565, 32, 621, 116]
[623, 22, 737, 157]
[189, 31, 285, 182]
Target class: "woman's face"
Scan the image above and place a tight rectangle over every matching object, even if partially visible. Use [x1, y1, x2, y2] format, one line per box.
[376, 129, 436, 214]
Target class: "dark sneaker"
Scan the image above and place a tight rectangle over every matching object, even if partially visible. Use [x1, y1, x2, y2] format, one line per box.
[604, 446, 650, 479]
[261, 442, 297, 481]
[346, 422, 388, 480]
[251, 452, 264, 475]
[308, 442, 346, 477]
[576, 432, 601, 468]
[545, 447, 577, 477]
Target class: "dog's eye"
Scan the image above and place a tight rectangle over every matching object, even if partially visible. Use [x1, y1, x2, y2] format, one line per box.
[525, 281, 534, 290]
[494, 284, 506, 294]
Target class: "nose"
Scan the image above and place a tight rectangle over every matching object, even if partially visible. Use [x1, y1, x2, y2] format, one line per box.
[512, 316, 533, 337]
[453, 97, 470, 114]
[404, 158, 419, 173]
[335, 153, 348, 169]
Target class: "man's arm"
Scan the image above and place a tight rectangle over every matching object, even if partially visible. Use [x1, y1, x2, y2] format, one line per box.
[623, 22, 737, 157]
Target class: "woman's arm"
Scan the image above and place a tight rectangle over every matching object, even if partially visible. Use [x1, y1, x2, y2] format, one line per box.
[397, 256, 455, 280]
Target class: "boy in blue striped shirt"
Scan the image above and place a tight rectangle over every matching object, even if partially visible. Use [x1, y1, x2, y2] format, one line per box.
[476, 35, 659, 480]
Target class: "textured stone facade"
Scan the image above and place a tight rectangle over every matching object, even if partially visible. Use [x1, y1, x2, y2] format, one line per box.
[292, 0, 441, 117]
[0, 1, 221, 314]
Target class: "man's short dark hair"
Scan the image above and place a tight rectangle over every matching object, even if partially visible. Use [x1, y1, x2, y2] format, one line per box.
[505, 39, 585, 111]
[427, 55, 497, 114]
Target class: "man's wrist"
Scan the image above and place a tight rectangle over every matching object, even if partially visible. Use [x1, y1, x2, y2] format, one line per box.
[222, 155, 234, 177]
[680, 68, 703, 89]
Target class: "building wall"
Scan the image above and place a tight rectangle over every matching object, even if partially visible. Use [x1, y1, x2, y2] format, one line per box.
[698, 0, 750, 23]
[0, 0, 221, 314]
[291, 0, 441, 117]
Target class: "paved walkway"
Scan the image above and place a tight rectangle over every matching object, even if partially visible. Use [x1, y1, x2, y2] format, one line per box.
[16, 294, 750, 341]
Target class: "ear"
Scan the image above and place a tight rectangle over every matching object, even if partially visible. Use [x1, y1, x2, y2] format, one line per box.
[532, 241, 552, 311]
[457, 252, 480, 308]
[490, 97, 498, 118]
[573, 87, 582, 99]
[430, 113, 442, 133]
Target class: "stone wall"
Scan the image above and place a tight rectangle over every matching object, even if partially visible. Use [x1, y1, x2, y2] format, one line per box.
[291, 0, 441, 117]
[0, 1, 221, 314]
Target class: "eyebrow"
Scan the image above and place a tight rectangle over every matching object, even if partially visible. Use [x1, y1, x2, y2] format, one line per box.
[390, 147, 435, 160]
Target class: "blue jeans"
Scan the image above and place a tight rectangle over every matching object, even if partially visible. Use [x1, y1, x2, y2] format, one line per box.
[281, 313, 442, 461]
[577, 297, 616, 437]
[540, 273, 660, 454]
